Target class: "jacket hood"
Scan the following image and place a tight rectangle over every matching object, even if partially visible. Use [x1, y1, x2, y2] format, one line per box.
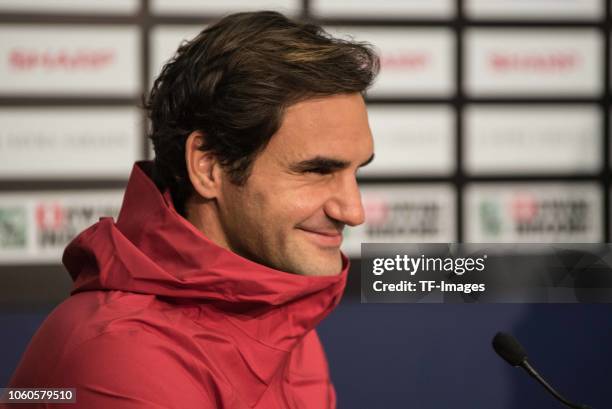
[63, 161, 348, 352]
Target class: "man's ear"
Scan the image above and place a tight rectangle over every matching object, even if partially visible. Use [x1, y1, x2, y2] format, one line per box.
[185, 131, 222, 200]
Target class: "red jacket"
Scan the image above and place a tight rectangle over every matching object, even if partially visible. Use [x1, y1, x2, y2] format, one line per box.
[6, 161, 348, 409]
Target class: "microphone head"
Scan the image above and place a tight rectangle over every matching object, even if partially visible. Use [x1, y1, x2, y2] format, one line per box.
[492, 332, 528, 367]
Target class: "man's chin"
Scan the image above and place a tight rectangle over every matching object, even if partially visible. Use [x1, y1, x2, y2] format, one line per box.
[293, 251, 343, 277]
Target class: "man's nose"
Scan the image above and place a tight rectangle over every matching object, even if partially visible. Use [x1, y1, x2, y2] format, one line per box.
[324, 174, 365, 227]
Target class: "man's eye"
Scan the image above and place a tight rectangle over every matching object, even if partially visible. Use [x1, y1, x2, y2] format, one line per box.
[304, 168, 333, 175]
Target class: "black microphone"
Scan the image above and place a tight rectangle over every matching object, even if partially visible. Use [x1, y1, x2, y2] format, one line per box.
[492, 332, 593, 409]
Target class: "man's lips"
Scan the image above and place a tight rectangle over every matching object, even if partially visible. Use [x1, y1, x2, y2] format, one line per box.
[297, 227, 343, 247]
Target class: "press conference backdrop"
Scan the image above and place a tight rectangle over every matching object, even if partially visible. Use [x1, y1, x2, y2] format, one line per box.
[0, 1, 611, 408]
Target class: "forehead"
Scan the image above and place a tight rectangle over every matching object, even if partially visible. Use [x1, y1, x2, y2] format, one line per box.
[266, 93, 373, 162]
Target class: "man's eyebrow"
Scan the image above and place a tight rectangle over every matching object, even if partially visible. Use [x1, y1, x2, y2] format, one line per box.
[289, 153, 375, 173]
[289, 156, 349, 172]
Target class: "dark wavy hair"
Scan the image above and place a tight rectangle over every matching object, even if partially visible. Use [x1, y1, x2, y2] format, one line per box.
[144, 11, 379, 215]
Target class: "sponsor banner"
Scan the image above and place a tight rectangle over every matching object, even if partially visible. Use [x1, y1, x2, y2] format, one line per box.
[464, 0, 603, 20]
[464, 29, 602, 96]
[328, 27, 455, 97]
[464, 105, 601, 174]
[0, 107, 141, 179]
[342, 184, 456, 257]
[362, 104, 454, 176]
[0, 25, 140, 96]
[150, 25, 203, 86]
[311, 0, 455, 18]
[0, 191, 122, 264]
[0, 0, 140, 14]
[464, 183, 602, 243]
[151, 0, 300, 15]
[362, 243, 612, 303]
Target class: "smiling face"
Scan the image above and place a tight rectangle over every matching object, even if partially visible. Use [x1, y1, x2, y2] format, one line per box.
[187, 93, 374, 276]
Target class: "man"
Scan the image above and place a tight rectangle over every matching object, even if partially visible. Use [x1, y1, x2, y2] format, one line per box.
[5, 11, 378, 408]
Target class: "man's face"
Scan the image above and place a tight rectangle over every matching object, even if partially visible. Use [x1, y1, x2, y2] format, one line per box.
[215, 93, 374, 276]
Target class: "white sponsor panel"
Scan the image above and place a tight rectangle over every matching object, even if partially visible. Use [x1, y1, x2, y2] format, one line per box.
[311, 0, 455, 18]
[151, 0, 300, 15]
[464, 105, 601, 174]
[0, 0, 140, 14]
[342, 184, 455, 257]
[0, 191, 122, 264]
[150, 25, 203, 86]
[0, 107, 141, 179]
[362, 105, 454, 176]
[0, 25, 140, 96]
[329, 27, 454, 97]
[464, 0, 603, 20]
[465, 183, 602, 243]
[464, 29, 602, 96]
